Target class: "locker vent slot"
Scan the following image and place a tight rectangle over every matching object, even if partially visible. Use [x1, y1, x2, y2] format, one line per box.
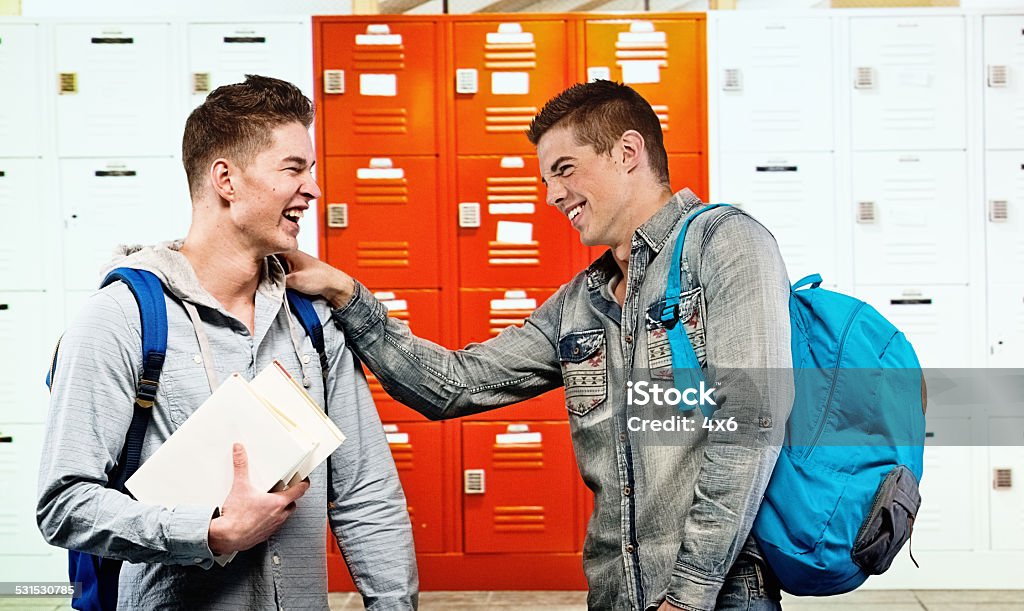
[488, 309, 534, 337]
[390, 440, 413, 471]
[722, 68, 742, 92]
[890, 298, 932, 306]
[857, 201, 877, 224]
[459, 203, 481, 228]
[224, 36, 267, 44]
[493, 442, 543, 469]
[323, 70, 345, 94]
[353, 45, 405, 71]
[854, 66, 875, 89]
[755, 165, 798, 172]
[357, 241, 409, 268]
[353, 109, 408, 134]
[487, 243, 540, 267]
[989, 200, 1009, 223]
[651, 104, 669, 131]
[485, 106, 537, 134]
[464, 469, 486, 494]
[493, 506, 545, 533]
[365, 371, 390, 404]
[94, 170, 137, 177]
[993, 468, 1012, 490]
[327, 203, 349, 228]
[354, 177, 409, 204]
[192, 72, 211, 94]
[59, 73, 78, 94]
[486, 176, 538, 203]
[91, 37, 134, 44]
[987, 65, 1008, 88]
[484, 42, 537, 70]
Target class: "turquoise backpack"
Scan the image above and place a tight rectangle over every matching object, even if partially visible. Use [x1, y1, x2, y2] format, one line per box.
[662, 204, 926, 595]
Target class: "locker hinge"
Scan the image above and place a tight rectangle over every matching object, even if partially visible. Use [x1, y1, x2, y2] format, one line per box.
[459, 203, 482, 228]
[722, 68, 742, 92]
[989, 200, 1009, 223]
[987, 65, 1008, 88]
[59, 72, 78, 95]
[854, 67, 875, 90]
[193, 72, 212, 94]
[857, 201, 877, 224]
[464, 469, 486, 494]
[324, 70, 345, 95]
[993, 468, 1012, 490]
[455, 69, 479, 95]
[327, 203, 349, 228]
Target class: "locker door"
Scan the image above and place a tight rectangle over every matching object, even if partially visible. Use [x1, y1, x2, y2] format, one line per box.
[716, 17, 833, 152]
[462, 421, 577, 553]
[323, 156, 440, 289]
[0, 425, 65, 582]
[852, 152, 968, 285]
[985, 151, 1024, 282]
[363, 289, 442, 422]
[452, 20, 568, 155]
[382, 422, 444, 553]
[983, 16, 1024, 151]
[988, 284, 1024, 368]
[320, 21, 438, 155]
[990, 418, 1024, 550]
[60, 159, 191, 291]
[0, 293, 52, 425]
[459, 288, 565, 421]
[0, 24, 43, 157]
[914, 417, 973, 551]
[55, 24, 174, 157]
[456, 155, 575, 287]
[585, 18, 704, 153]
[855, 285, 971, 368]
[850, 16, 966, 151]
[718, 153, 836, 284]
[0, 160, 49, 290]
[188, 22, 310, 110]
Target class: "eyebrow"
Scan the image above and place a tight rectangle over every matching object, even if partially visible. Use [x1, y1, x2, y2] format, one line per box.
[548, 156, 575, 174]
[281, 156, 312, 169]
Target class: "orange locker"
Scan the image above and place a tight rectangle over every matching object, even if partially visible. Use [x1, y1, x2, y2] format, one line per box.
[323, 155, 442, 289]
[319, 21, 439, 155]
[452, 19, 570, 155]
[456, 155, 577, 288]
[584, 17, 706, 154]
[462, 421, 578, 553]
[383, 421, 446, 553]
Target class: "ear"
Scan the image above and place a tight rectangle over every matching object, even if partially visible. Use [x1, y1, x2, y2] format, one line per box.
[618, 130, 646, 173]
[209, 158, 234, 202]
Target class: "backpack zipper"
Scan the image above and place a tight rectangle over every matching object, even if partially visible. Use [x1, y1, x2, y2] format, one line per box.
[805, 301, 865, 458]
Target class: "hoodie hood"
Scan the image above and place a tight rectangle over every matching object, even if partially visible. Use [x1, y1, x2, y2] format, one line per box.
[102, 240, 287, 312]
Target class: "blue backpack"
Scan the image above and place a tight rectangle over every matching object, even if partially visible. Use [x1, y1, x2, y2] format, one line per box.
[662, 204, 925, 596]
[45, 266, 329, 611]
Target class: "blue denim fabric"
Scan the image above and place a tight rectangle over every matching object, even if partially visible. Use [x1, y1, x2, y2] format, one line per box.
[333, 189, 793, 611]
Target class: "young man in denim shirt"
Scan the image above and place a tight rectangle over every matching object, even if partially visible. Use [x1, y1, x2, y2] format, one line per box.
[287, 80, 793, 611]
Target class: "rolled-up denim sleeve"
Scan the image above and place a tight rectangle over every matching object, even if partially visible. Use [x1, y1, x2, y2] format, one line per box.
[666, 212, 794, 611]
[330, 281, 565, 420]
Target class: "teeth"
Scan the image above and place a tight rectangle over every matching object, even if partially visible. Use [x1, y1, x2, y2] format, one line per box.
[283, 209, 304, 220]
[568, 205, 583, 221]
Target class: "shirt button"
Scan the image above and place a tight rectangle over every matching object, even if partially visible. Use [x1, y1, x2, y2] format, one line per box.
[618, 432, 627, 442]
[624, 335, 633, 344]
[626, 544, 636, 554]
[302, 377, 311, 388]
[272, 554, 281, 566]
[623, 486, 631, 497]
[193, 557, 203, 564]
[302, 355, 311, 364]
[328, 501, 336, 510]
[193, 354, 202, 364]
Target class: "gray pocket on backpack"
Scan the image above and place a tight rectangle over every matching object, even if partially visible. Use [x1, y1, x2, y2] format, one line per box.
[851, 465, 921, 575]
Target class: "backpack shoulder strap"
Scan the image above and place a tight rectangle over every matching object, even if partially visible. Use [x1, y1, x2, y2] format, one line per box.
[286, 289, 329, 383]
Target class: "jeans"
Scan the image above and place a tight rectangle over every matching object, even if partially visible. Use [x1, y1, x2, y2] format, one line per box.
[713, 553, 783, 611]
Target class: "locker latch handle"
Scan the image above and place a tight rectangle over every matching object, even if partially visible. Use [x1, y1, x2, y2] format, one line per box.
[987, 65, 1008, 88]
[722, 68, 742, 92]
[464, 469, 485, 494]
[993, 468, 1012, 490]
[854, 67, 875, 90]
[989, 200, 1009, 223]
[324, 70, 345, 95]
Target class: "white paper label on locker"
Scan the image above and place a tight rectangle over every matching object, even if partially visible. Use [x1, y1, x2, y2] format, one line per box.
[495, 220, 533, 244]
[360, 73, 397, 96]
[385, 433, 410, 444]
[489, 203, 535, 215]
[491, 297, 537, 310]
[618, 31, 666, 45]
[374, 292, 397, 300]
[620, 61, 661, 84]
[356, 34, 402, 46]
[491, 72, 529, 95]
[496, 432, 542, 445]
[588, 67, 611, 82]
[381, 300, 408, 312]
[486, 32, 534, 45]
[500, 157, 525, 169]
[382, 424, 399, 433]
[357, 167, 404, 179]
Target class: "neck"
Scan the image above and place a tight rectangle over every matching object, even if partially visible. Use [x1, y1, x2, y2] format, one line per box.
[179, 221, 263, 311]
[608, 183, 675, 279]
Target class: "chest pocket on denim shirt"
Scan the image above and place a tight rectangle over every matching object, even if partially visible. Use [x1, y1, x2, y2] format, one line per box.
[645, 286, 708, 381]
[557, 329, 607, 417]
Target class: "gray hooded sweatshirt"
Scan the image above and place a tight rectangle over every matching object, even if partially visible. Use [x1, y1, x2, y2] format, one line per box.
[37, 241, 418, 610]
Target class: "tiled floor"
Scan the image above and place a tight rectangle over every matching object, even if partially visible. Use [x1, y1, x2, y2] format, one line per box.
[2, 590, 1021, 610]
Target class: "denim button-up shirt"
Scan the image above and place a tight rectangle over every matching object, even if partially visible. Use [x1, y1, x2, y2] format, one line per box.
[333, 189, 793, 611]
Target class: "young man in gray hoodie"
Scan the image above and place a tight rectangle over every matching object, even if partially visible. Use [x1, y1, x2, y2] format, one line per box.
[37, 75, 418, 610]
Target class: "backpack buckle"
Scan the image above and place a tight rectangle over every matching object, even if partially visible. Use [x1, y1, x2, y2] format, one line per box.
[136, 377, 158, 408]
[658, 300, 681, 330]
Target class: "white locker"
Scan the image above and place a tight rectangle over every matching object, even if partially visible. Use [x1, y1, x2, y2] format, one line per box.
[54, 24, 175, 157]
[984, 151, 1024, 282]
[65, 291, 92, 326]
[855, 285, 971, 369]
[0, 159, 49, 291]
[187, 22, 311, 110]
[916, 417, 974, 551]
[850, 16, 966, 151]
[718, 153, 837, 284]
[0, 293, 55, 425]
[0, 24, 44, 157]
[716, 16, 834, 152]
[0, 424, 65, 583]
[990, 418, 1024, 551]
[60, 158, 190, 291]
[852, 151, 969, 285]
[983, 16, 1024, 151]
[988, 284, 1024, 368]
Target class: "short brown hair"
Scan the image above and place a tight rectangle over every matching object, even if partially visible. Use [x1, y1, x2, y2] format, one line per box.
[182, 74, 315, 197]
[526, 80, 669, 187]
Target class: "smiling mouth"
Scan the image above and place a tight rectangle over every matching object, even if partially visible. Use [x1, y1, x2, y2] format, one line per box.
[567, 202, 586, 222]
[282, 209, 304, 224]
